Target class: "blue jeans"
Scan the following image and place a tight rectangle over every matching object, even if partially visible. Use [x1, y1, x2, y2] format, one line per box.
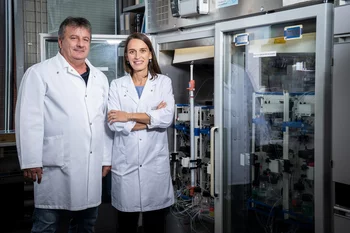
[31, 207, 98, 233]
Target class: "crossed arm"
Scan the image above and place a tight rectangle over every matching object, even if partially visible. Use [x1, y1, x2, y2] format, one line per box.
[107, 101, 167, 131]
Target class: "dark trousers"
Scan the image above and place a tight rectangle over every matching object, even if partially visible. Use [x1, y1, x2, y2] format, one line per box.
[117, 208, 168, 233]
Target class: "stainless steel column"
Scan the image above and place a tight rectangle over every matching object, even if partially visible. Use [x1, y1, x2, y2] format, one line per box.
[4, 0, 13, 131]
[332, 4, 350, 233]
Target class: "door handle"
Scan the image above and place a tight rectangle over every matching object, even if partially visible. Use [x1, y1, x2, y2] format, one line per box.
[210, 126, 218, 197]
[334, 205, 350, 213]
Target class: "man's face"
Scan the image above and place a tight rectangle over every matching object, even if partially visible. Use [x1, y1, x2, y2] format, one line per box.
[58, 25, 91, 63]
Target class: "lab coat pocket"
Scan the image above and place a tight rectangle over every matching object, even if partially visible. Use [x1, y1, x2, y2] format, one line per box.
[112, 145, 127, 173]
[155, 144, 170, 174]
[42, 135, 64, 167]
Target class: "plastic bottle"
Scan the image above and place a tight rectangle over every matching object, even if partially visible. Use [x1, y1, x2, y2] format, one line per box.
[267, 177, 281, 205]
[292, 191, 302, 213]
[252, 184, 259, 200]
[209, 199, 214, 217]
[201, 191, 211, 214]
[301, 193, 314, 218]
[292, 182, 305, 214]
[192, 187, 202, 206]
[258, 176, 268, 202]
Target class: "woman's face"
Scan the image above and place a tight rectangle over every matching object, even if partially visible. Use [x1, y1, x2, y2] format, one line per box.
[126, 38, 152, 73]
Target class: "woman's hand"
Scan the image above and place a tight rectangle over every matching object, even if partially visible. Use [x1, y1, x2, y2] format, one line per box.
[108, 110, 129, 123]
[157, 101, 167, 109]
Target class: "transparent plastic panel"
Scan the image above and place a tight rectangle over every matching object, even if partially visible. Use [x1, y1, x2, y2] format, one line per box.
[337, 0, 350, 6]
[47, 0, 116, 34]
[223, 19, 316, 233]
[45, 39, 125, 84]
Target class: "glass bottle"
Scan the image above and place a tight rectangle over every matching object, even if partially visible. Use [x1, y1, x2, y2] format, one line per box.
[192, 186, 202, 206]
[201, 191, 211, 214]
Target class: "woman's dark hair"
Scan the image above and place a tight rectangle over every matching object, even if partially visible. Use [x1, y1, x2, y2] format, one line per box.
[58, 17, 92, 40]
[124, 32, 161, 79]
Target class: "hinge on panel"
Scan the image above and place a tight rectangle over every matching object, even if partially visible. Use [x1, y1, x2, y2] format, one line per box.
[330, 160, 333, 168]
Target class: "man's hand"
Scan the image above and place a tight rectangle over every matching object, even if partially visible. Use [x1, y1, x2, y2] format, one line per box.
[23, 167, 43, 184]
[102, 166, 111, 177]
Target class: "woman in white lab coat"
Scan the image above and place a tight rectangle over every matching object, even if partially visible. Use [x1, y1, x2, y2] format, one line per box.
[107, 32, 175, 233]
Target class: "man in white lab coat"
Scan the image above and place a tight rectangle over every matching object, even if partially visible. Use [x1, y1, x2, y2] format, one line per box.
[15, 16, 113, 233]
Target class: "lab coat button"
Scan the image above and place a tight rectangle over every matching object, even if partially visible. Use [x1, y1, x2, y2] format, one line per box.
[90, 123, 92, 125]
[140, 165, 142, 167]
[90, 151, 92, 154]
[85, 95, 87, 97]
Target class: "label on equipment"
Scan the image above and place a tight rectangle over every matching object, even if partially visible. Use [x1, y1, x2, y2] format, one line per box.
[284, 25, 303, 40]
[233, 33, 249, 46]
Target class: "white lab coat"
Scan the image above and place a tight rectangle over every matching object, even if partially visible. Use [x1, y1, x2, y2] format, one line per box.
[15, 52, 113, 210]
[108, 73, 175, 212]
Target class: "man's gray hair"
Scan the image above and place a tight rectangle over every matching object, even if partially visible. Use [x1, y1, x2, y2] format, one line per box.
[58, 17, 92, 40]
